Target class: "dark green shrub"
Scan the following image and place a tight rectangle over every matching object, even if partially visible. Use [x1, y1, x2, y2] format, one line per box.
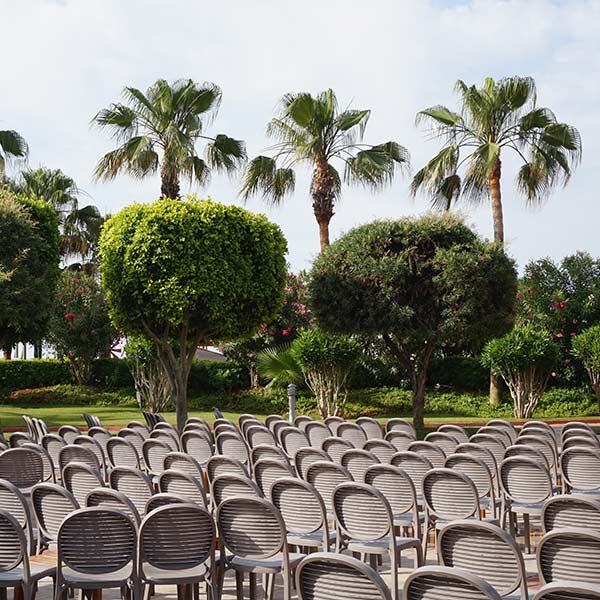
[0, 359, 71, 393]
[90, 359, 134, 389]
[428, 356, 489, 391]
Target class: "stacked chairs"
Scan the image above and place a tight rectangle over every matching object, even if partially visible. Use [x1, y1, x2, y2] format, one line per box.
[82, 413, 102, 428]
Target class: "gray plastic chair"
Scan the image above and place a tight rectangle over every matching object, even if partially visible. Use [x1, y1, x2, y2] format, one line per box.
[542, 494, 600, 532]
[385, 431, 416, 452]
[324, 416, 345, 436]
[158, 469, 208, 507]
[487, 419, 518, 444]
[117, 428, 146, 460]
[109, 466, 154, 518]
[265, 415, 286, 432]
[241, 419, 263, 440]
[390, 451, 433, 502]
[211, 473, 263, 509]
[251, 445, 290, 467]
[562, 435, 600, 451]
[253, 458, 296, 496]
[306, 461, 353, 512]
[85, 487, 141, 525]
[21, 443, 55, 483]
[217, 496, 304, 600]
[271, 477, 332, 552]
[533, 582, 600, 600]
[363, 440, 396, 464]
[87, 426, 112, 454]
[126, 420, 151, 438]
[272, 420, 291, 444]
[469, 434, 507, 466]
[9, 432, 33, 448]
[305, 422, 332, 449]
[537, 528, 600, 586]
[31, 483, 79, 550]
[0, 447, 44, 493]
[206, 456, 249, 486]
[424, 432, 460, 456]
[322, 437, 353, 463]
[57, 425, 80, 445]
[164, 451, 205, 481]
[58, 444, 101, 475]
[279, 427, 311, 459]
[0, 479, 37, 554]
[294, 448, 331, 479]
[296, 552, 392, 600]
[340, 449, 380, 482]
[404, 566, 503, 600]
[0, 509, 55, 600]
[106, 437, 141, 469]
[54, 507, 136, 600]
[438, 424, 469, 444]
[73, 435, 107, 478]
[515, 435, 558, 480]
[385, 419, 416, 438]
[181, 430, 214, 466]
[438, 520, 528, 600]
[245, 425, 278, 448]
[333, 482, 422, 600]
[150, 429, 180, 452]
[455, 443, 499, 492]
[145, 493, 189, 513]
[215, 431, 249, 465]
[477, 426, 514, 448]
[504, 445, 550, 472]
[139, 503, 216, 600]
[337, 422, 368, 449]
[294, 415, 314, 430]
[561, 446, 600, 495]
[41, 434, 66, 479]
[407, 441, 446, 468]
[356, 417, 384, 440]
[142, 438, 171, 477]
[62, 462, 105, 507]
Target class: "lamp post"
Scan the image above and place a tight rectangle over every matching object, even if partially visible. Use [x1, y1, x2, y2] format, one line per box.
[287, 383, 297, 423]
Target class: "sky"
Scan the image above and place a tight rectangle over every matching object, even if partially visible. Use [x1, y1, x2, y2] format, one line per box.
[2, 0, 599, 273]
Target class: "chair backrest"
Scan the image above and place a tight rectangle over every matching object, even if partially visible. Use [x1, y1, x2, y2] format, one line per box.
[272, 420, 291, 443]
[424, 432, 460, 456]
[504, 445, 550, 470]
[153, 421, 178, 434]
[181, 430, 214, 465]
[238, 413, 260, 428]
[542, 495, 600, 533]
[211, 473, 262, 507]
[385, 418, 416, 437]
[356, 417, 383, 440]
[206, 455, 249, 485]
[245, 425, 277, 448]
[253, 458, 296, 496]
[561, 447, 600, 492]
[0, 509, 27, 574]
[521, 421, 557, 441]
[21, 442, 54, 482]
[163, 451, 204, 480]
[469, 434, 507, 465]
[158, 469, 208, 507]
[279, 427, 311, 458]
[444, 454, 494, 501]
[214, 423, 238, 438]
[87, 426, 112, 451]
[324, 416, 345, 435]
[454, 443, 498, 481]
[422, 468, 481, 521]
[337, 423, 368, 449]
[9, 432, 33, 448]
[73, 435, 106, 471]
[41, 433, 66, 473]
[296, 552, 392, 600]
[0, 447, 44, 489]
[126, 421, 150, 438]
[322, 437, 354, 463]
[404, 566, 503, 600]
[294, 415, 314, 429]
[295, 447, 332, 479]
[265, 414, 286, 432]
[487, 419, 518, 443]
[363, 440, 396, 464]
[58, 425, 80, 444]
[537, 528, 600, 586]
[385, 430, 416, 452]
[139, 503, 215, 572]
[215, 431, 249, 464]
[340, 449, 380, 482]
[562, 421, 596, 436]
[57, 507, 136, 575]
[500, 456, 553, 504]
[106, 437, 140, 469]
[117, 428, 146, 458]
[438, 424, 469, 444]
[271, 478, 329, 548]
[390, 451, 433, 495]
[305, 422, 333, 450]
[142, 438, 171, 476]
[562, 435, 600, 451]
[31, 482, 79, 542]
[109, 466, 154, 517]
[438, 520, 527, 599]
[85, 487, 141, 525]
[365, 464, 418, 518]
[0, 478, 33, 530]
[58, 444, 101, 474]
[217, 496, 287, 559]
[476, 426, 513, 448]
[251, 445, 290, 467]
[306, 461, 353, 510]
[408, 441, 446, 468]
[532, 582, 600, 600]
[149, 429, 179, 451]
[145, 493, 189, 513]
[515, 435, 557, 471]
[82, 413, 102, 428]
[62, 462, 105, 507]
[183, 422, 212, 439]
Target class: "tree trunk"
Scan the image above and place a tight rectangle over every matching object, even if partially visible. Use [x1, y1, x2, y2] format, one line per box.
[489, 373, 504, 405]
[489, 160, 504, 246]
[411, 369, 427, 431]
[311, 160, 335, 253]
[3, 348, 11, 360]
[160, 163, 180, 199]
[316, 215, 331, 251]
[173, 372, 188, 432]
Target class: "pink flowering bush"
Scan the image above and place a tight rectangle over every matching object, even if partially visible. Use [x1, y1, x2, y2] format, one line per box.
[47, 270, 117, 384]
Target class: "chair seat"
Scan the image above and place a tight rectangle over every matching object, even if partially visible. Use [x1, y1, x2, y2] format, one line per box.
[347, 536, 420, 555]
[141, 562, 211, 584]
[287, 530, 335, 549]
[61, 565, 133, 588]
[0, 563, 55, 586]
[229, 552, 304, 574]
[509, 502, 544, 515]
[432, 517, 499, 530]
[393, 512, 424, 525]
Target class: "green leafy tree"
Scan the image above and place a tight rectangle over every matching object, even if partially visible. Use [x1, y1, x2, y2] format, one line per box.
[572, 325, 600, 412]
[412, 76, 581, 244]
[482, 324, 559, 418]
[0, 188, 60, 358]
[308, 214, 516, 428]
[99, 197, 287, 428]
[0, 128, 28, 179]
[93, 79, 246, 199]
[241, 89, 409, 252]
[47, 271, 117, 384]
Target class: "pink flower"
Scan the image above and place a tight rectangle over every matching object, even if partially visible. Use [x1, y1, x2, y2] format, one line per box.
[515, 292, 521, 300]
[91, 329, 97, 335]
[64, 313, 77, 320]
[554, 332, 564, 338]
[282, 329, 291, 336]
[551, 372, 556, 377]
[71, 277, 77, 284]
[573, 319, 578, 324]
[570, 332, 576, 337]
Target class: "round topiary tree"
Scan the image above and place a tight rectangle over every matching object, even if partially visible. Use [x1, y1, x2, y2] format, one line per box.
[308, 213, 517, 428]
[99, 196, 288, 429]
[572, 324, 600, 413]
[482, 323, 560, 418]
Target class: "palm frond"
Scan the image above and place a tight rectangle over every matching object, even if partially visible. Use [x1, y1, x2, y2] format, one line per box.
[240, 156, 295, 204]
[344, 142, 408, 189]
[205, 134, 246, 173]
[335, 109, 370, 137]
[256, 346, 304, 387]
[0, 130, 28, 159]
[94, 136, 157, 180]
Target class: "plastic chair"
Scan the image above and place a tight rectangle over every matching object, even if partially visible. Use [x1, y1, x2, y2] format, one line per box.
[561, 446, 600, 495]
[385, 418, 416, 438]
[337, 423, 368, 449]
[363, 440, 396, 464]
[158, 470, 208, 508]
[438, 424, 469, 444]
[215, 431, 249, 465]
[279, 427, 311, 459]
[542, 494, 600, 533]
[385, 431, 415, 452]
[181, 430, 214, 466]
[487, 419, 518, 444]
[0, 478, 37, 554]
[251, 445, 290, 467]
[85, 487, 141, 525]
[31, 483, 79, 550]
[322, 437, 353, 463]
[106, 437, 141, 469]
[245, 425, 278, 448]
[407, 441, 446, 468]
[109, 466, 154, 517]
[294, 447, 332, 480]
[424, 432, 460, 456]
[61, 462, 105, 507]
[356, 417, 383, 440]
[253, 458, 296, 496]
[533, 582, 600, 600]
[117, 428, 146, 460]
[340, 449, 380, 482]
[142, 438, 171, 477]
[0, 448, 44, 493]
[305, 422, 332, 449]
[205, 456, 249, 486]
[324, 416, 345, 436]
[390, 451, 433, 502]
[306, 461, 353, 512]
[57, 425, 80, 445]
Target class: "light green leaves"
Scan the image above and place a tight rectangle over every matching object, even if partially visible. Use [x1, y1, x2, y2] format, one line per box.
[416, 106, 462, 127]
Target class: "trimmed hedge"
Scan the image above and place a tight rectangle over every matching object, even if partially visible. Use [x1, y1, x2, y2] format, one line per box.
[0, 360, 71, 392]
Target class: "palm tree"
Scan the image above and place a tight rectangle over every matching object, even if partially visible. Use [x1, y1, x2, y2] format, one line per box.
[0, 128, 28, 179]
[411, 76, 582, 245]
[93, 78, 246, 198]
[241, 89, 409, 252]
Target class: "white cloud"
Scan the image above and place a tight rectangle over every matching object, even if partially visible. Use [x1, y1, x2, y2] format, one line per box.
[2, 0, 599, 271]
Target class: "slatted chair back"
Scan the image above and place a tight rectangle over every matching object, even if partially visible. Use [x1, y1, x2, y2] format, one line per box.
[322, 437, 353, 463]
[0, 479, 35, 551]
[362, 440, 396, 464]
[58, 425, 80, 444]
[206, 455, 249, 485]
[109, 466, 154, 517]
[265, 414, 286, 432]
[139, 503, 215, 578]
[521, 420, 557, 441]
[211, 473, 262, 507]
[324, 416, 345, 436]
[455, 443, 499, 482]
[423, 468, 481, 522]
[31, 483, 79, 544]
[424, 432, 460, 456]
[562, 421, 596, 435]
[85, 487, 141, 525]
[537, 528, 600, 586]
[213, 417, 235, 428]
[469, 434, 507, 466]
[0, 510, 28, 575]
[500, 456, 553, 505]
[476, 426, 513, 448]
[271, 478, 330, 551]
[542, 495, 600, 533]
[385, 430, 415, 452]
[486, 419, 518, 444]
[215, 431, 249, 465]
[186, 416, 210, 427]
[33, 417, 49, 440]
[0, 447, 44, 490]
[73, 435, 106, 474]
[390, 451, 433, 496]
[306, 461, 353, 511]
[142, 438, 171, 476]
[163, 451, 204, 480]
[560, 447, 600, 493]
[337, 422, 367, 449]
[149, 428, 179, 451]
[87, 426, 111, 452]
[305, 422, 332, 449]
[294, 447, 331, 479]
[158, 469, 208, 507]
[340, 449, 380, 482]
[404, 566, 503, 600]
[183, 422, 212, 439]
[438, 520, 528, 599]
[562, 435, 600, 451]
[272, 420, 291, 444]
[9, 432, 33, 448]
[251, 445, 290, 467]
[356, 417, 383, 440]
[444, 454, 496, 516]
[295, 415, 314, 430]
[106, 437, 140, 469]
[254, 458, 296, 496]
[181, 430, 214, 465]
[41, 434, 66, 478]
[21, 443, 54, 482]
[145, 493, 188, 513]
[533, 583, 600, 600]
[504, 445, 550, 471]
[117, 428, 146, 460]
[515, 434, 557, 473]
[238, 413, 260, 428]
[561, 427, 599, 444]
[245, 424, 278, 448]
[62, 462, 104, 506]
[22, 415, 37, 442]
[126, 421, 150, 438]
[437, 424, 469, 444]
[386, 418, 416, 437]
[82, 413, 102, 428]
[58, 444, 101, 474]
[296, 553, 392, 600]
[213, 422, 238, 439]
[279, 426, 311, 459]
[239, 418, 261, 440]
[153, 421, 177, 433]
[408, 441, 446, 468]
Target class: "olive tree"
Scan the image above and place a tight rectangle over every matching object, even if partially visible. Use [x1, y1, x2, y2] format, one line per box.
[99, 197, 287, 428]
[308, 214, 516, 428]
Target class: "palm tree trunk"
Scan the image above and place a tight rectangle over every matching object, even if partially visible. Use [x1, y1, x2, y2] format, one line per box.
[160, 163, 181, 199]
[311, 160, 335, 253]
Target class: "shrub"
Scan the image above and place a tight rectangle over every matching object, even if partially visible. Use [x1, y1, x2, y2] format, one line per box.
[572, 324, 600, 412]
[482, 324, 560, 418]
[0, 359, 71, 393]
[428, 356, 489, 391]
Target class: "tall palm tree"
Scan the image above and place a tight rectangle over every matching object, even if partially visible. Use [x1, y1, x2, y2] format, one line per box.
[0, 128, 28, 179]
[93, 78, 246, 198]
[241, 89, 409, 252]
[411, 76, 581, 245]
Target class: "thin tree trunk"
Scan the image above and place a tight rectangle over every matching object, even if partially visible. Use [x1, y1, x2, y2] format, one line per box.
[311, 159, 335, 253]
[411, 370, 427, 431]
[160, 163, 180, 199]
[3, 348, 11, 360]
[316, 216, 331, 251]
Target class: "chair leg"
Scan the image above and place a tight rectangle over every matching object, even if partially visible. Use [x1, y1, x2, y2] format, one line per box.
[523, 513, 531, 554]
[248, 574, 257, 600]
[235, 571, 244, 600]
[0, 588, 6, 600]
[265, 574, 275, 600]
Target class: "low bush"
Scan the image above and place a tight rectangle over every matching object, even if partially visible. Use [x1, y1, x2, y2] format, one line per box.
[3, 385, 137, 407]
[0, 359, 71, 393]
